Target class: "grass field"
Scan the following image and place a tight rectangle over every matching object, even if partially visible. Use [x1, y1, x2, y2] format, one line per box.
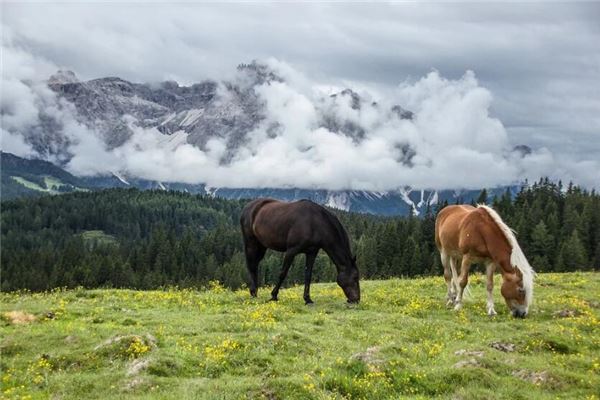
[1, 272, 599, 399]
[9, 176, 88, 194]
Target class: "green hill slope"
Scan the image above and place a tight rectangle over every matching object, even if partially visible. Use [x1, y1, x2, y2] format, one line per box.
[1, 152, 89, 200]
[1, 273, 598, 399]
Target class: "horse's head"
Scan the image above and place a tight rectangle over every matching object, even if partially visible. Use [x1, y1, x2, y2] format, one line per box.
[500, 269, 529, 318]
[337, 255, 360, 304]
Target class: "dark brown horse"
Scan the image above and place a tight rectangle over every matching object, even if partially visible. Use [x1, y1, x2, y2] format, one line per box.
[240, 198, 360, 304]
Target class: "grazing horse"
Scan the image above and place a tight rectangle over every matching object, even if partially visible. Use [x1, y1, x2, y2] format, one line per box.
[240, 198, 360, 304]
[435, 204, 534, 318]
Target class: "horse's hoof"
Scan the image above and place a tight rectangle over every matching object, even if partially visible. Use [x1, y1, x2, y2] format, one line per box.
[453, 303, 462, 311]
[269, 297, 278, 302]
[487, 309, 497, 317]
[305, 299, 314, 305]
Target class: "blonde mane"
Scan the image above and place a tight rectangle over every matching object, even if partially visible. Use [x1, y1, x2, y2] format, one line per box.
[477, 204, 535, 307]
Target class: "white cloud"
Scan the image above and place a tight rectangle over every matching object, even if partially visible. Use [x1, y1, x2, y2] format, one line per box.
[1, 128, 35, 157]
[1, 3, 599, 190]
[56, 63, 600, 190]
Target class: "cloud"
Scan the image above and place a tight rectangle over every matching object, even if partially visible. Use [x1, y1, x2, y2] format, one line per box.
[2, 3, 599, 190]
[0, 128, 35, 157]
[42, 62, 600, 190]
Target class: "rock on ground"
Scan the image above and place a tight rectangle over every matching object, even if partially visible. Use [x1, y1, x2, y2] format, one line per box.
[490, 341, 515, 352]
[512, 370, 551, 385]
[453, 358, 482, 369]
[127, 358, 151, 376]
[454, 349, 485, 357]
[350, 346, 383, 370]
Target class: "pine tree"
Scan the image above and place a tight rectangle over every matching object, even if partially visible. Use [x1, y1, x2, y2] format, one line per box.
[356, 235, 377, 278]
[557, 230, 587, 272]
[476, 189, 488, 205]
[530, 221, 554, 271]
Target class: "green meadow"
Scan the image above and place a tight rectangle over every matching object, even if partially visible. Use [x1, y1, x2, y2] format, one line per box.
[1, 272, 599, 399]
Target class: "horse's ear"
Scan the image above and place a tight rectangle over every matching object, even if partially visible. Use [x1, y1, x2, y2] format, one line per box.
[514, 268, 524, 280]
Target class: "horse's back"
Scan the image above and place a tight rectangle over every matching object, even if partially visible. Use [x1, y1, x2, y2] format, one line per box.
[240, 198, 278, 237]
[247, 199, 340, 251]
[435, 205, 476, 253]
[436, 205, 508, 260]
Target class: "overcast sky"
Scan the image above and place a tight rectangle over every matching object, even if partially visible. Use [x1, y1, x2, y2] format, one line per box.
[2, 2, 599, 189]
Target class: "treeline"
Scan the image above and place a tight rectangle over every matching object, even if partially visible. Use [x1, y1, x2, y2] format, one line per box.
[491, 179, 600, 273]
[1, 179, 598, 292]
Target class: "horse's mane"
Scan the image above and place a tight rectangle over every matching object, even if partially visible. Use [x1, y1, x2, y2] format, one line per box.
[320, 206, 353, 258]
[477, 204, 535, 306]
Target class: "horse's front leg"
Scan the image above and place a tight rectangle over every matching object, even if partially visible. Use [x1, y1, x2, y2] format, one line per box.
[454, 256, 471, 311]
[486, 262, 497, 316]
[270, 250, 297, 301]
[441, 251, 455, 306]
[303, 251, 317, 305]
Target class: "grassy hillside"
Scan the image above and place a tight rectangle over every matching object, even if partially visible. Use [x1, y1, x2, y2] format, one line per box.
[1, 152, 89, 200]
[1, 272, 599, 400]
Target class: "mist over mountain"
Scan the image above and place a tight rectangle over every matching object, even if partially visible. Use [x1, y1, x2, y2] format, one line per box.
[2, 58, 598, 195]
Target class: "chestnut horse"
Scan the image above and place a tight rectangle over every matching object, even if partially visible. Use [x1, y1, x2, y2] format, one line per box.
[240, 198, 360, 304]
[435, 204, 534, 317]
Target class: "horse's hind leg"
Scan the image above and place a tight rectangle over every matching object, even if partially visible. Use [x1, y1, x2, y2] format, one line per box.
[303, 251, 318, 305]
[454, 256, 472, 311]
[485, 262, 497, 316]
[244, 241, 266, 297]
[449, 257, 460, 305]
[440, 251, 455, 306]
[270, 248, 299, 301]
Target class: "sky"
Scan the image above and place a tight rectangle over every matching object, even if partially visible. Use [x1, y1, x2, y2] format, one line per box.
[1, 2, 599, 190]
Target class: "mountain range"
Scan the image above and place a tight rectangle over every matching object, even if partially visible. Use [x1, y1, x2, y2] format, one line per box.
[1, 152, 519, 215]
[2, 62, 525, 214]
[32, 62, 415, 161]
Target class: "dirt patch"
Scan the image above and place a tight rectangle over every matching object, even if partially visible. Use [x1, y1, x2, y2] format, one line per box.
[490, 341, 515, 352]
[512, 369, 552, 385]
[2, 311, 36, 325]
[454, 349, 484, 357]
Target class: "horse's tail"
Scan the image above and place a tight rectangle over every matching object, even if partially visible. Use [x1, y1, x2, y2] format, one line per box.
[449, 257, 460, 295]
[463, 282, 472, 299]
[477, 204, 535, 306]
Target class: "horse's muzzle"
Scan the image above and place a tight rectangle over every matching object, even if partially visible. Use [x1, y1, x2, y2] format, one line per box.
[512, 309, 527, 318]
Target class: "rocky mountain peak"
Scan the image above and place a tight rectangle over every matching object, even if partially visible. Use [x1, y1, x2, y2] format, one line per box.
[236, 61, 284, 86]
[512, 145, 532, 157]
[48, 70, 79, 86]
[391, 105, 414, 120]
[331, 89, 362, 110]
[29, 63, 417, 168]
